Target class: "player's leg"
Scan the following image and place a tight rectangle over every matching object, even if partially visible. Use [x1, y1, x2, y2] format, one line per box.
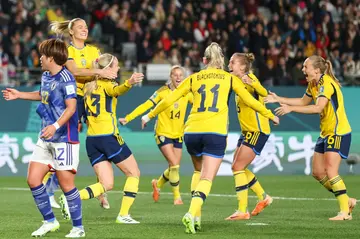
[28, 139, 60, 237]
[312, 137, 333, 192]
[326, 134, 355, 220]
[190, 155, 202, 231]
[45, 172, 61, 209]
[157, 137, 182, 204]
[114, 142, 140, 224]
[56, 143, 85, 237]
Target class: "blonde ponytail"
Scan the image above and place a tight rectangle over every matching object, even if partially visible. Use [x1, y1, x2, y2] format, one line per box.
[325, 60, 341, 86]
[204, 42, 225, 70]
[84, 53, 115, 97]
[50, 18, 83, 36]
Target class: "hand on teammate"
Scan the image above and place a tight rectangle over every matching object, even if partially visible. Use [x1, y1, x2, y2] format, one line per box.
[41, 125, 56, 140]
[241, 74, 253, 85]
[99, 67, 118, 79]
[2, 88, 20, 100]
[118, 118, 127, 125]
[264, 91, 279, 104]
[128, 73, 144, 85]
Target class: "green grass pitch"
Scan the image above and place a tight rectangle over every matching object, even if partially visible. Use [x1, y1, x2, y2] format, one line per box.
[1, 175, 360, 239]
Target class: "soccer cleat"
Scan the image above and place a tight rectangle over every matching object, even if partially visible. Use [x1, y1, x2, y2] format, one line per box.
[59, 194, 71, 221]
[194, 217, 201, 231]
[97, 193, 110, 209]
[49, 195, 61, 209]
[151, 179, 160, 202]
[65, 227, 85, 238]
[182, 213, 195, 234]
[116, 214, 140, 224]
[329, 212, 352, 221]
[174, 198, 183, 205]
[31, 220, 60, 237]
[348, 198, 357, 215]
[225, 211, 250, 220]
[251, 194, 273, 216]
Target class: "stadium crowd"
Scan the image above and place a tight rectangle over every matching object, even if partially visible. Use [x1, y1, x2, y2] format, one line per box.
[0, 0, 359, 86]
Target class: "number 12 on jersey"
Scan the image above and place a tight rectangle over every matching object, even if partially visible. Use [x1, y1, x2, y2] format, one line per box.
[197, 84, 220, 112]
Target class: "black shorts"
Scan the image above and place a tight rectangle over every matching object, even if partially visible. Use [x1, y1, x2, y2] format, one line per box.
[237, 131, 269, 155]
[86, 135, 132, 166]
[77, 95, 87, 123]
[314, 133, 351, 159]
[184, 133, 227, 158]
[155, 135, 183, 149]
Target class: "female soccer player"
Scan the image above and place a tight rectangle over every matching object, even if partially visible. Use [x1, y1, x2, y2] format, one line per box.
[51, 18, 116, 208]
[141, 42, 279, 233]
[225, 53, 273, 220]
[119, 65, 192, 205]
[74, 53, 144, 224]
[2, 39, 85, 237]
[265, 55, 356, 220]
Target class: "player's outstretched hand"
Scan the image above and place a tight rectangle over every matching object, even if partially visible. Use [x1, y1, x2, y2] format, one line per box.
[275, 103, 291, 116]
[41, 125, 56, 140]
[128, 73, 144, 85]
[2, 88, 20, 100]
[264, 91, 279, 104]
[119, 118, 128, 125]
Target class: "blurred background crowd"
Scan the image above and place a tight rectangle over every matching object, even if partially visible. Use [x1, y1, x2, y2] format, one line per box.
[0, 0, 359, 86]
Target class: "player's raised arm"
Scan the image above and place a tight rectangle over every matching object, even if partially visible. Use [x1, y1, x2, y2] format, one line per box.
[105, 73, 144, 98]
[2, 88, 41, 101]
[141, 76, 192, 127]
[264, 90, 312, 106]
[232, 75, 279, 125]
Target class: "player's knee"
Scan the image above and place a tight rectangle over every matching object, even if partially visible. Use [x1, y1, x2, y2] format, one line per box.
[27, 177, 41, 188]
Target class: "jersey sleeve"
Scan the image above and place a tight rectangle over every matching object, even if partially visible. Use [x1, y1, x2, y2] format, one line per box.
[248, 74, 267, 97]
[67, 47, 74, 60]
[305, 84, 312, 97]
[232, 76, 274, 120]
[148, 76, 191, 119]
[187, 92, 193, 104]
[61, 81, 77, 100]
[318, 80, 334, 100]
[149, 89, 163, 105]
[125, 100, 154, 122]
[104, 80, 132, 97]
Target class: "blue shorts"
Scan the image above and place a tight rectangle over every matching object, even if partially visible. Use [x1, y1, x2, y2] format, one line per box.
[237, 131, 269, 155]
[155, 135, 183, 149]
[184, 133, 227, 158]
[86, 135, 132, 166]
[77, 95, 87, 123]
[314, 134, 351, 159]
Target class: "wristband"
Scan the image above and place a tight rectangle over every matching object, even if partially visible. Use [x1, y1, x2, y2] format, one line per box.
[53, 122, 60, 130]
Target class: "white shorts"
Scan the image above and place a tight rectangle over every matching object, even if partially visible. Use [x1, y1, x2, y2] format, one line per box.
[30, 138, 80, 172]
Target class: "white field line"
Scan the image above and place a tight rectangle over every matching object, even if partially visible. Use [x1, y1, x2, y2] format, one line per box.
[0, 187, 343, 201]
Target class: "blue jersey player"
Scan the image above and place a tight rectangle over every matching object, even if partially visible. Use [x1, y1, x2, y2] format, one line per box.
[2, 39, 85, 238]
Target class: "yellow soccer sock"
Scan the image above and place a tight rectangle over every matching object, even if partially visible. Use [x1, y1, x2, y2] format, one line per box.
[245, 168, 266, 201]
[234, 170, 248, 213]
[189, 179, 212, 217]
[169, 165, 181, 200]
[319, 176, 333, 193]
[330, 175, 349, 213]
[156, 168, 170, 189]
[79, 182, 105, 200]
[42, 172, 53, 184]
[191, 171, 201, 218]
[119, 176, 139, 216]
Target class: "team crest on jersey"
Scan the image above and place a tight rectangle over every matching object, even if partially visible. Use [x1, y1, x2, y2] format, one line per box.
[159, 136, 165, 143]
[51, 82, 57, 91]
[174, 102, 179, 109]
[81, 58, 86, 66]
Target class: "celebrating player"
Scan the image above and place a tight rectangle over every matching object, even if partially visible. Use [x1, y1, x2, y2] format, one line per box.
[70, 53, 143, 224]
[119, 65, 192, 205]
[50, 18, 116, 209]
[141, 42, 279, 233]
[2, 39, 85, 237]
[225, 53, 273, 220]
[265, 55, 356, 220]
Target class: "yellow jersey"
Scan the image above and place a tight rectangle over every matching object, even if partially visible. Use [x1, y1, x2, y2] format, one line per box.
[85, 80, 132, 136]
[125, 85, 192, 138]
[148, 68, 275, 136]
[305, 74, 351, 137]
[68, 43, 101, 96]
[236, 73, 271, 134]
